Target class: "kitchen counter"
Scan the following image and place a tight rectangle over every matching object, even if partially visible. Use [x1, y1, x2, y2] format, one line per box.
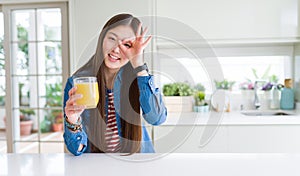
[153, 110, 300, 153]
[0, 153, 300, 176]
[163, 110, 300, 125]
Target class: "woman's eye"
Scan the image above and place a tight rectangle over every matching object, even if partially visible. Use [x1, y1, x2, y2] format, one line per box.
[124, 43, 131, 48]
[109, 37, 116, 41]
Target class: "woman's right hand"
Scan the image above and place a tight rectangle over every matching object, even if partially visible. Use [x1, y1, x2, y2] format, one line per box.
[65, 86, 86, 124]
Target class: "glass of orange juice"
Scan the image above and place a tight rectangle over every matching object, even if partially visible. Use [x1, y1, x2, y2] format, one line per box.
[74, 77, 99, 109]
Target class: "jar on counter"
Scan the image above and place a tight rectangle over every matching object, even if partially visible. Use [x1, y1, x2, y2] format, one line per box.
[280, 79, 294, 110]
[269, 83, 280, 110]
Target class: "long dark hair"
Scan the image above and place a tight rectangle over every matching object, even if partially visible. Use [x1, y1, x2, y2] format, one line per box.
[73, 14, 142, 153]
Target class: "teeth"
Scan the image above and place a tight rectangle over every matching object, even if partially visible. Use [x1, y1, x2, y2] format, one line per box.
[109, 54, 118, 60]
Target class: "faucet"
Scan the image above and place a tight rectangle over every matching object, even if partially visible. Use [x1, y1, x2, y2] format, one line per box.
[253, 80, 266, 110]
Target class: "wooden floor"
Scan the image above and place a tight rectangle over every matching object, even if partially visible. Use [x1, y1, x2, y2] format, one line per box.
[0, 130, 64, 153]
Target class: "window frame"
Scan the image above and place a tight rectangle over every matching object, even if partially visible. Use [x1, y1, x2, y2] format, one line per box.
[0, 5, 7, 153]
[2, 2, 69, 153]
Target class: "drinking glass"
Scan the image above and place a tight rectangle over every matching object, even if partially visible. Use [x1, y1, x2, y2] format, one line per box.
[73, 77, 99, 109]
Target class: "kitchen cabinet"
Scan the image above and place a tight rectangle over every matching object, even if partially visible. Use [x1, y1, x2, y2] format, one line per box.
[156, 0, 298, 41]
[153, 125, 228, 153]
[152, 112, 300, 153]
[228, 125, 300, 153]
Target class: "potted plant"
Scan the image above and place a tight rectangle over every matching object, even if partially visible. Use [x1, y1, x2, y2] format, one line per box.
[192, 83, 209, 112]
[193, 91, 209, 112]
[239, 80, 255, 110]
[51, 111, 63, 132]
[19, 109, 35, 136]
[240, 80, 254, 91]
[214, 79, 235, 90]
[213, 79, 234, 112]
[40, 115, 52, 133]
[252, 66, 280, 110]
[163, 82, 194, 112]
[4, 109, 35, 136]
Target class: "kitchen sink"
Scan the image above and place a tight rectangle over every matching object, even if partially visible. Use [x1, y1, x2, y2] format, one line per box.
[241, 110, 295, 116]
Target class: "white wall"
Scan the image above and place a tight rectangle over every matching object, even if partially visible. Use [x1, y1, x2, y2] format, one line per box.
[69, 0, 153, 73]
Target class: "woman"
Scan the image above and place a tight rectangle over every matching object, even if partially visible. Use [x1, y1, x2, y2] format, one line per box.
[63, 13, 167, 156]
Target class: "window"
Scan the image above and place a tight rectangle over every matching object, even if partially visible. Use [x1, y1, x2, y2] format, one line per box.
[217, 56, 290, 91]
[157, 44, 293, 87]
[156, 44, 294, 112]
[3, 3, 68, 153]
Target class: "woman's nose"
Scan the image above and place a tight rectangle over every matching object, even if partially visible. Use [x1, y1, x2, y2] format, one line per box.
[112, 43, 120, 53]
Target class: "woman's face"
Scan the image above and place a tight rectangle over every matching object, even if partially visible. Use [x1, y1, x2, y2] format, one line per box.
[103, 25, 135, 71]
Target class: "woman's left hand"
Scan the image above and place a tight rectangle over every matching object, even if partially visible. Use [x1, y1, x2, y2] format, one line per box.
[118, 23, 152, 68]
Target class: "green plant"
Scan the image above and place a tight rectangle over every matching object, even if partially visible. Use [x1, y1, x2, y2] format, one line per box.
[163, 82, 194, 96]
[17, 25, 29, 59]
[194, 83, 205, 92]
[19, 83, 30, 106]
[45, 83, 63, 124]
[0, 38, 5, 106]
[252, 65, 271, 81]
[20, 109, 35, 121]
[269, 75, 279, 84]
[0, 96, 4, 106]
[45, 83, 62, 107]
[194, 91, 207, 106]
[214, 79, 235, 90]
[54, 113, 63, 124]
[251, 66, 279, 91]
[0, 37, 4, 72]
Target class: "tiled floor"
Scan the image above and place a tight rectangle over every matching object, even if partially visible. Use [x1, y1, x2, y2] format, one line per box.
[0, 130, 64, 153]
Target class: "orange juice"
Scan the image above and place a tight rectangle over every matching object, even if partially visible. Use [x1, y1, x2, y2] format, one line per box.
[74, 77, 99, 109]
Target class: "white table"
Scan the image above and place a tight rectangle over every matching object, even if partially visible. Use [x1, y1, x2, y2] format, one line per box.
[0, 153, 300, 176]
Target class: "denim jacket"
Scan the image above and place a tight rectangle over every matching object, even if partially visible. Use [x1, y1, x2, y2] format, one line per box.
[63, 68, 167, 156]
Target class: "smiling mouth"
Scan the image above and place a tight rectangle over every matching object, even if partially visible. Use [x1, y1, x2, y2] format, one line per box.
[108, 54, 120, 60]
